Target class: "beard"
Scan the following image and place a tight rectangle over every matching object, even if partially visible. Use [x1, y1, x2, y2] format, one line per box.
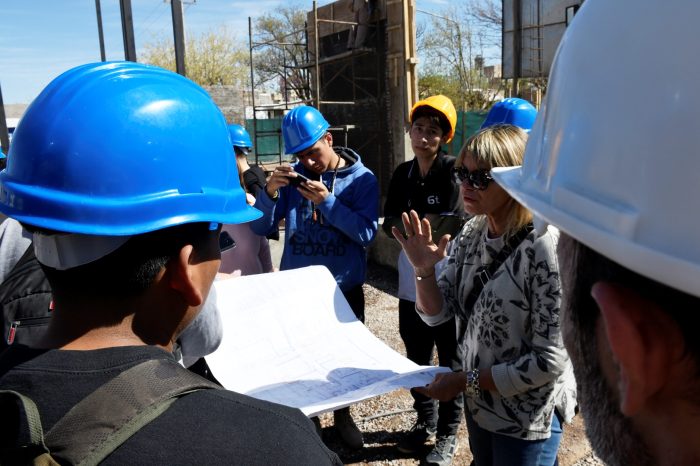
[558, 234, 654, 466]
[564, 316, 654, 466]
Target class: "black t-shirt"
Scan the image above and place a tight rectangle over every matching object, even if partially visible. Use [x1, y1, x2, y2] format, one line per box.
[0, 345, 342, 465]
[243, 165, 280, 241]
[383, 153, 464, 238]
[243, 165, 267, 197]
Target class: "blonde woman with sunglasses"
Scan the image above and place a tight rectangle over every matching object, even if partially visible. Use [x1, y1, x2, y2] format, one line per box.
[392, 124, 577, 466]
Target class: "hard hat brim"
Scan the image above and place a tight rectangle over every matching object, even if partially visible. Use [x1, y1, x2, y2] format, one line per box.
[493, 166, 700, 299]
[0, 179, 262, 236]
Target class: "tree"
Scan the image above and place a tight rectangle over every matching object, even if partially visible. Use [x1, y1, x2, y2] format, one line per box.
[252, 4, 311, 103]
[417, 0, 503, 110]
[140, 26, 249, 88]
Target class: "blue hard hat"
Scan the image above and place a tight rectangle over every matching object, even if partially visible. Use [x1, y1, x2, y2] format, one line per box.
[282, 106, 330, 154]
[0, 148, 5, 160]
[228, 124, 252, 150]
[481, 98, 537, 132]
[0, 61, 261, 236]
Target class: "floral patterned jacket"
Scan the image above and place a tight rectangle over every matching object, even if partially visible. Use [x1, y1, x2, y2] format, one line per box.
[419, 217, 577, 440]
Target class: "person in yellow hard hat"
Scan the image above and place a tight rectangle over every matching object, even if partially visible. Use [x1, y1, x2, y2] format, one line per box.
[383, 95, 465, 465]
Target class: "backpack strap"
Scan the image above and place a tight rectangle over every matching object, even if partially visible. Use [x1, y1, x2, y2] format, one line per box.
[0, 389, 54, 463]
[46, 358, 221, 466]
[464, 222, 534, 312]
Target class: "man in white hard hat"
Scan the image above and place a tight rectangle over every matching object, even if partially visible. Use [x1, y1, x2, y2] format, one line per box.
[492, 1, 700, 465]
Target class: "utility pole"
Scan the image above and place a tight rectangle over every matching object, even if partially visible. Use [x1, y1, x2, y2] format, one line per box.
[119, 0, 137, 62]
[0, 83, 8, 154]
[95, 0, 106, 61]
[171, 0, 187, 76]
[512, 0, 521, 96]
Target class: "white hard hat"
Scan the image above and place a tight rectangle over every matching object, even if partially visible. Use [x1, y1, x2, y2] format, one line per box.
[493, 0, 700, 299]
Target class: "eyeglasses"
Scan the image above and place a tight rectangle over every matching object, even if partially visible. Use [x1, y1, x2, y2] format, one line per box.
[452, 166, 494, 191]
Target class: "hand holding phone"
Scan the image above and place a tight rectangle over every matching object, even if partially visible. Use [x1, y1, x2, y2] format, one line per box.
[288, 171, 312, 187]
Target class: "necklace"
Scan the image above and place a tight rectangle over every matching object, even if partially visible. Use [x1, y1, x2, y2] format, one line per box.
[312, 153, 342, 223]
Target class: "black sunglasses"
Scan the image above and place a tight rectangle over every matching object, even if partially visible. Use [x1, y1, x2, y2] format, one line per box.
[452, 166, 494, 191]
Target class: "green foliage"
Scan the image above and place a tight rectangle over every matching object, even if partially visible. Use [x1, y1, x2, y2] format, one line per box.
[140, 26, 249, 87]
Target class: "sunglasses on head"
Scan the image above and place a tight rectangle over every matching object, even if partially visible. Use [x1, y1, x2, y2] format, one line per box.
[452, 166, 494, 190]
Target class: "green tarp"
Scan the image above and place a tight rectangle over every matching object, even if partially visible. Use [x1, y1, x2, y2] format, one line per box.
[444, 111, 488, 155]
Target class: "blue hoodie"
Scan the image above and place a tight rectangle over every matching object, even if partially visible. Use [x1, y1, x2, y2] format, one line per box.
[251, 148, 378, 291]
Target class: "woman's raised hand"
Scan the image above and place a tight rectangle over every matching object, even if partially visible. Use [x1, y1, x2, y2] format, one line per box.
[391, 210, 450, 271]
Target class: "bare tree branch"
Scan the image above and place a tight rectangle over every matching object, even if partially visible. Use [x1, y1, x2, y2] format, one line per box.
[253, 5, 311, 103]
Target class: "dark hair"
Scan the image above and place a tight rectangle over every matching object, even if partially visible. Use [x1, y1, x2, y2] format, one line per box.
[411, 106, 451, 138]
[39, 222, 217, 299]
[558, 234, 700, 365]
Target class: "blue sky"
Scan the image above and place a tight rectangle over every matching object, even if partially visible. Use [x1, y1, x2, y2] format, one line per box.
[1, 0, 450, 105]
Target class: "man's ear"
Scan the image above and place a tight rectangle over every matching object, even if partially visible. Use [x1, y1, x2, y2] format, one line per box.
[168, 244, 205, 307]
[324, 131, 333, 147]
[591, 281, 684, 416]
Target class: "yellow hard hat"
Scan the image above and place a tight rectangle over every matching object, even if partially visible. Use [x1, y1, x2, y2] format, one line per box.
[410, 95, 457, 143]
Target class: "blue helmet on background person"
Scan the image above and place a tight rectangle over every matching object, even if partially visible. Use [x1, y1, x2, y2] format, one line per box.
[228, 124, 253, 154]
[282, 106, 330, 154]
[0, 61, 260, 240]
[481, 98, 537, 132]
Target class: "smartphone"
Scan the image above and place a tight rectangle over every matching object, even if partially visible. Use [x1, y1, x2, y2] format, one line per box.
[288, 171, 312, 187]
[218, 231, 236, 252]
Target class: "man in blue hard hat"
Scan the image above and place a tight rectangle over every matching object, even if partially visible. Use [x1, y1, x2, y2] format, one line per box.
[480, 98, 537, 133]
[251, 105, 379, 450]
[0, 62, 342, 465]
[228, 123, 279, 241]
[228, 123, 266, 197]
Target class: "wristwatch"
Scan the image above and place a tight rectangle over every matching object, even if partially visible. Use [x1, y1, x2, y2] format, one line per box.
[464, 369, 481, 398]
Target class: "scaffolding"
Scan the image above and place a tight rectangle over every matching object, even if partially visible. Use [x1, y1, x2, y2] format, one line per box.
[247, 0, 383, 165]
[247, 17, 309, 165]
[522, 0, 543, 79]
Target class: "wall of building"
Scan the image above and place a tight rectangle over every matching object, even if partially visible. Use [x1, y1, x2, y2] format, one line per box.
[307, 0, 416, 209]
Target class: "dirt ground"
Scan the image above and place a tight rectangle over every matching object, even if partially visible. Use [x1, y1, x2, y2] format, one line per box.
[314, 262, 602, 466]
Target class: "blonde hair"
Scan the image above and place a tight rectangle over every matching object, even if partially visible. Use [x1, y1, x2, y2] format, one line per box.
[457, 124, 532, 238]
[235, 153, 248, 193]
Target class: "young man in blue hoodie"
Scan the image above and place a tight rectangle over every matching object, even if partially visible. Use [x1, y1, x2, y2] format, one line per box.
[251, 105, 379, 450]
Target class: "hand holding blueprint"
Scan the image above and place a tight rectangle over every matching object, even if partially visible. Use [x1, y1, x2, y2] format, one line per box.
[205, 266, 449, 416]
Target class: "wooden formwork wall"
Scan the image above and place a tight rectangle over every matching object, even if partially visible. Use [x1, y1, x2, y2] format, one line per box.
[306, 0, 417, 208]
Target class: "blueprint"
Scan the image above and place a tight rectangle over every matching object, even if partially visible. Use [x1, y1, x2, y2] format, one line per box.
[205, 265, 449, 416]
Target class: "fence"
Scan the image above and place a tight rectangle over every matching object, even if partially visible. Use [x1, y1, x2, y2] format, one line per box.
[247, 111, 488, 164]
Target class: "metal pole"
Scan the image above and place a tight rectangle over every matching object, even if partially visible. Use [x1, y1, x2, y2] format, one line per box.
[313, 1, 320, 108]
[95, 0, 106, 61]
[171, 0, 187, 76]
[248, 17, 259, 163]
[512, 0, 521, 96]
[0, 83, 9, 154]
[119, 0, 137, 62]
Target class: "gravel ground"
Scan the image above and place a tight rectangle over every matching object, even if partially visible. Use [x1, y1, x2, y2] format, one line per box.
[314, 261, 605, 466]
